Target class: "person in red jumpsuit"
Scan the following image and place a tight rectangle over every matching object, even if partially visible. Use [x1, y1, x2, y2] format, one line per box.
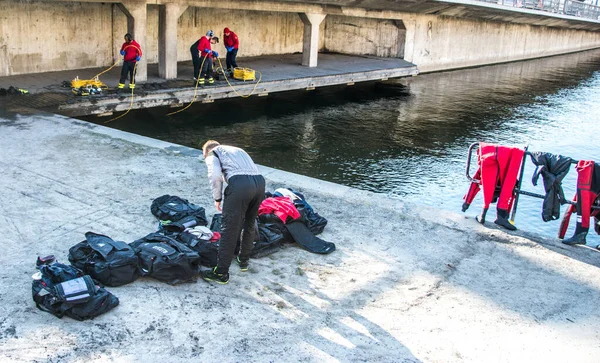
[118, 33, 142, 92]
[223, 27, 239, 73]
[194, 30, 218, 85]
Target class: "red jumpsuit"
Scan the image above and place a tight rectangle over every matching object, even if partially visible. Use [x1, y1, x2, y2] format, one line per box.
[559, 160, 600, 242]
[463, 143, 525, 229]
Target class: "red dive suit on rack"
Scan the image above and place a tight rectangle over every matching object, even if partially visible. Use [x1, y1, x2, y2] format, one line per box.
[462, 143, 525, 230]
[559, 160, 600, 244]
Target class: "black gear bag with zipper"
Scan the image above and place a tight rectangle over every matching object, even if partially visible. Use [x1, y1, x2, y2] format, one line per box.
[151, 195, 208, 226]
[68, 232, 139, 287]
[32, 263, 119, 321]
[177, 229, 219, 267]
[130, 233, 201, 285]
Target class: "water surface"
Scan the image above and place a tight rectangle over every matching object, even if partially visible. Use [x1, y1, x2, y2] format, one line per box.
[83, 49, 600, 241]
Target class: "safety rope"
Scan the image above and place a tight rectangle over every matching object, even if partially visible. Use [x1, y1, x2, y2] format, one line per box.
[70, 60, 119, 92]
[167, 55, 263, 116]
[104, 62, 137, 124]
[217, 58, 262, 98]
[71, 44, 140, 93]
[166, 54, 209, 116]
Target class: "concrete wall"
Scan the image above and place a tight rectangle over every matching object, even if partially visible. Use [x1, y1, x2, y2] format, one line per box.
[0, 0, 115, 76]
[174, 7, 311, 61]
[94, 4, 310, 68]
[0, 1, 313, 76]
[404, 14, 600, 72]
[324, 16, 405, 58]
[1, 0, 600, 76]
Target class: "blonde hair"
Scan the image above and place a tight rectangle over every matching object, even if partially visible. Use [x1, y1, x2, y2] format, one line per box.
[202, 140, 220, 156]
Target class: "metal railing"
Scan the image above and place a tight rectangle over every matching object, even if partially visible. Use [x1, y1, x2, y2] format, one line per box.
[564, 0, 600, 19]
[475, 0, 600, 21]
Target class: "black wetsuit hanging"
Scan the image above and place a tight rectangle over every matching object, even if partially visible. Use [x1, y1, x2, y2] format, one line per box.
[529, 152, 572, 222]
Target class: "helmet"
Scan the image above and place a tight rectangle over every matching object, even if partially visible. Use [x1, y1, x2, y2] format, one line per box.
[206, 30, 214, 37]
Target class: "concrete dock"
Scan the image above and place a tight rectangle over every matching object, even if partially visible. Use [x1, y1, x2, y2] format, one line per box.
[0, 53, 417, 117]
[1, 110, 599, 362]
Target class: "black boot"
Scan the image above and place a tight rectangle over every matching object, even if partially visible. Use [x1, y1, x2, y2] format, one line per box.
[563, 232, 588, 245]
[461, 202, 470, 212]
[475, 208, 488, 225]
[494, 209, 517, 231]
[563, 223, 588, 245]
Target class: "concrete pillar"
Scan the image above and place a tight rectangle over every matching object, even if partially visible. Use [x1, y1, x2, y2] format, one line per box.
[298, 13, 326, 67]
[118, 2, 148, 82]
[159, 4, 187, 79]
[403, 18, 417, 64]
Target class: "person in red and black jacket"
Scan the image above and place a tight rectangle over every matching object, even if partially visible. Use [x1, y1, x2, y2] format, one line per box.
[223, 27, 239, 72]
[191, 30, 218, 85]
[118, 33, 142, 92]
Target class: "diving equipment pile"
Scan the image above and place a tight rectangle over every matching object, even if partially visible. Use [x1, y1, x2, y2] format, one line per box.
[32, 189, 333, 320]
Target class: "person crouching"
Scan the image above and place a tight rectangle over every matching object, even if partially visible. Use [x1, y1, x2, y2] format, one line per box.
[200, 140, 265, 284]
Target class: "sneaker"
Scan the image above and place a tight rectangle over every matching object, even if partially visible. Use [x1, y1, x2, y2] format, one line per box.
[236, 256, 249, 272]
[201, 267, 229, 284]
[36, 255, 56, 269]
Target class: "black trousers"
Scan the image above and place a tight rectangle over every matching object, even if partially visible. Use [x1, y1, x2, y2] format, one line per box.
[191, 53, 201, 79]
[201, 57, 213, 79]
[119, 61, 136, 84]
[226, 49, 238, 70]
[216, 174, 265, 274]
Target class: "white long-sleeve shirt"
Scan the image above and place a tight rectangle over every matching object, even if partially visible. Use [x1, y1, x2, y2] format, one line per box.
[204, 145, 260, 201]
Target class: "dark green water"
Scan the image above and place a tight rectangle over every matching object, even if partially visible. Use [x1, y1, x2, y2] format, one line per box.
[83, 49, 600, 242]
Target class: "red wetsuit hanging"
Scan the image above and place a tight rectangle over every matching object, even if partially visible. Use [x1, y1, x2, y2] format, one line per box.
[462, 143, 525, 230]
[559, 160, 600, 245]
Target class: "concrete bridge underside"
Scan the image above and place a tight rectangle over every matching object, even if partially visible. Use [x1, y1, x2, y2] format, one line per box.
[1, 0, 600, 82]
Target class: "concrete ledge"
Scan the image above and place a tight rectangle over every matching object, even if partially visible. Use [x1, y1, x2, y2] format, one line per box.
[58, 60, 417, 116]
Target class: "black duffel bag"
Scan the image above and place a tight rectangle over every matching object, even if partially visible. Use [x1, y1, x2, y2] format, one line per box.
[177, 229, 218, 267]
[130, 233, 201, 285]
[32, 263, 119, 321]
[151, 195, 208, 225]
[69, 232, 139, 287]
